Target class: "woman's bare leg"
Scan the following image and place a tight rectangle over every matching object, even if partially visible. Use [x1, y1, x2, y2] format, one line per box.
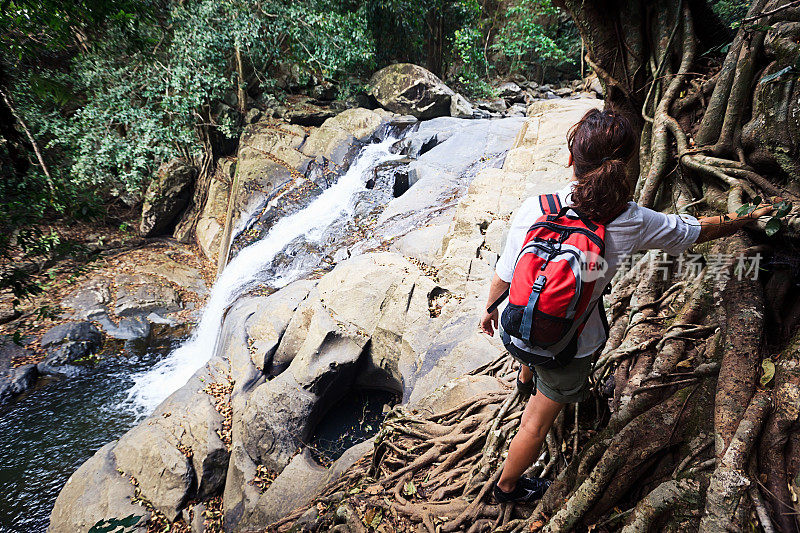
[497, 391, 564, 492]
[519, 364, 534, 384]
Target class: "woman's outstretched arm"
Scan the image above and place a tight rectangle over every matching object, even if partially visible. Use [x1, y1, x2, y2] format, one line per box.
[694, 203, 775, 244]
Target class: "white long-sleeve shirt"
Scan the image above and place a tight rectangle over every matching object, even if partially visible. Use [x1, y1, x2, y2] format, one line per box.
[495, 182, 701, 358]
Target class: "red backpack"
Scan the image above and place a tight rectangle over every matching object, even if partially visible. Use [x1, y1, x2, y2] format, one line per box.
[488, 193, 609, 368]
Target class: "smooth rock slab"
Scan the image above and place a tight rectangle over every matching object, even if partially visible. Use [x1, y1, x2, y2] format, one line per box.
[114, 274, 182, 317]
[48, 441, 150, 533]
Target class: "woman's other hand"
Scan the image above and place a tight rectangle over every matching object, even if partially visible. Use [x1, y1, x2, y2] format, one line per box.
[480, 309, 498, 336]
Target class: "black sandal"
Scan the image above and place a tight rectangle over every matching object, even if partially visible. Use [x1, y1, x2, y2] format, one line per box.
[516, 366, 534, 396]
[493, 476, 551, 504]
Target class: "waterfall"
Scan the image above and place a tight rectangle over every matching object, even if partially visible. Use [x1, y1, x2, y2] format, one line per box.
[123, 134, 405, 416]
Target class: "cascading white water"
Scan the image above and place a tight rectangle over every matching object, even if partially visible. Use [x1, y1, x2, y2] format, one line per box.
[124, 135, 405, 416]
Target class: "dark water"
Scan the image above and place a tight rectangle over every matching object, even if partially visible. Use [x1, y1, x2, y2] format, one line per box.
[0, 336, 182, 533]
[308, 389, 397, 467]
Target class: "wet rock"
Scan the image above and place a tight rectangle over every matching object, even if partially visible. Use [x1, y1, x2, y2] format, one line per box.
[449, 93, 475, 118]
[368, 63, 455, 119]
[218, 279, 315, 389]
[378, 116, 525, 231]
[38, 322, 103, 377]
[41, 321, 103, 348]
[0, 336, 39, 403]
[234, 119, 311, 231]
[114, 274, 182, 317]
[113, 364, 228, 520]
[140, 159, 197, 237]
[38, 344, 94, 377]
[118, 316, 151, 340]
[48, 441, 150, 533]
[0, 364, 37, 404]
[393, 130, 444, 160]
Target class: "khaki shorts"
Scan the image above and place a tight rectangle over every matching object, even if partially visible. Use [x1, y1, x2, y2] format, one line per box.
[529, 355, 593, 404]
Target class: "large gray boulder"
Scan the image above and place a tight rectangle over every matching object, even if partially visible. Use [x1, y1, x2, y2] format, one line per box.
[113, 363, 229, 521]
[223, 323, 369, 531]
[37, 321, 103, 377]
[219, 279, 315, 391]
[140, 159, 197, 237]
[48, 441, 150, 533]
[301, 108, 390, 166]
[0, 364, 37, 404]
[369, 63, 455, 119]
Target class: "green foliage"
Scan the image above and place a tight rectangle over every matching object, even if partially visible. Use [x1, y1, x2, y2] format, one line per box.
[452, 26, 494, 97]
[491, 0, 571, 77]
[15, 0, 376, 198]
[88, 514, 144, 533]
[711, 0, 751, 28]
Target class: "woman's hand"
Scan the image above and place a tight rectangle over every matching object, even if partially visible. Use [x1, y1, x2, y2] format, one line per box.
[480, 309, 498, 336]
[746, 201, 778, 221]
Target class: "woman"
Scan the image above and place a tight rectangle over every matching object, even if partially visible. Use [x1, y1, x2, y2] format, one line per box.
[479, 108, 775, 503]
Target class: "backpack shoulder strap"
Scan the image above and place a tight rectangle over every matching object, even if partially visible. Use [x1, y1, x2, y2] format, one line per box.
[538, 193, 562, 216]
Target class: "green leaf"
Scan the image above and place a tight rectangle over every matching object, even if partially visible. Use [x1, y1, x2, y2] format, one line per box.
[404, 480, 417, 496]
[774, 201, 792, 218]
[761, 359, 776, 387]
[765, 217, 781, 237]
[736, 204, 755, 217]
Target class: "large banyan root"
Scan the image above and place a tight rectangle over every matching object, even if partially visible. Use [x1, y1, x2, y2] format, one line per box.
[267, 232, 798, 532]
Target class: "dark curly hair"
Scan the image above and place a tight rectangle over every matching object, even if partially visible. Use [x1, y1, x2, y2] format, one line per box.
[567, 108, 637, 223]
